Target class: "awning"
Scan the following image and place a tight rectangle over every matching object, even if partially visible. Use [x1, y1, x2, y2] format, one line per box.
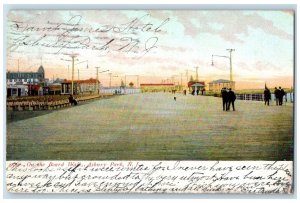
[191, 83, 205, 87]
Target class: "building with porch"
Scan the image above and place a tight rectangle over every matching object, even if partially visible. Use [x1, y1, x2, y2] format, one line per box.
[208, 79, 235, 92]
[61, 78, 100, 95]
[140, 83, 175, 92]
[188, 81, 206, 95]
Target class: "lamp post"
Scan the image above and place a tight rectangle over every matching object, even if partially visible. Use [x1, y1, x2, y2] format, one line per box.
[70, 54, 77, 95]
[95, 67, 109, 94]
[211, 49, 235, 82]
[61, 55, 89, 95]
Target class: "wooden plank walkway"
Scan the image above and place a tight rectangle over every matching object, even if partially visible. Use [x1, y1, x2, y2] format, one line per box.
[6, 92, 294, 161]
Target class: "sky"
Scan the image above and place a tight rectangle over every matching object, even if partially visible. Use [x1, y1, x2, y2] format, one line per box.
[6, 10, 294, 89]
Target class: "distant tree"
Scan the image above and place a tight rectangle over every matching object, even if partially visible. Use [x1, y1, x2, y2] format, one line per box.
[129, 82, 134, 87]
[189, 75, 195, 82]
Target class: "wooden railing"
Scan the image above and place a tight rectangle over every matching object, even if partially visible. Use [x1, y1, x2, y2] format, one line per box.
[6, 93, 113, 111]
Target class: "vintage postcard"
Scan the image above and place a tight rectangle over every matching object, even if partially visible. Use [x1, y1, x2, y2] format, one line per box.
[5, 8, 294, 194]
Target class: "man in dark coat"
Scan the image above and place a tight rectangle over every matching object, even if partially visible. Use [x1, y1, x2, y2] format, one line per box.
[278, 86, 285, 105]
[227, 88, 236, 111]
[274, 87, 280, 106]
[221, 88, 228, 111]
[68, 94, 74, 105]
[264, 88, 271, 106]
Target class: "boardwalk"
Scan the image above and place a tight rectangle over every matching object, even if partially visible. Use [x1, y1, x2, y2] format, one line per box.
[6, 93, 293, 160]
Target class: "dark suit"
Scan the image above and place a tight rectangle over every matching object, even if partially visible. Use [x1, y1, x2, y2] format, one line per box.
[279, 89, 285, 105]
[264, 89, 271, 106]
[221, 89, 228, 111]
[227, 90, 236, 111]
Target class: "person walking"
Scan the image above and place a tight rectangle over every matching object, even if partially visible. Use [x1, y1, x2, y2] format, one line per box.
[264, 87, 271, 106]
[278, 86, 285, 106]
[221, 87, 228, 111]
[227, 88, 236, 111]
[274, 87, 280, 105]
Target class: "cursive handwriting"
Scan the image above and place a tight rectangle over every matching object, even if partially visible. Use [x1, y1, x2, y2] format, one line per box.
[8, 14, 170, 58]
[6, 161, 293, 194]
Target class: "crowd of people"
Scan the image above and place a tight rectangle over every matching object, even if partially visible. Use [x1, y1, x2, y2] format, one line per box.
[264, 86, 286, 106]
[221, 88, 236, 111]
[177, 86, 288, 111]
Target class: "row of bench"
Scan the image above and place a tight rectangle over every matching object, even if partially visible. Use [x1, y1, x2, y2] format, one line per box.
[7, 95, 110, 111]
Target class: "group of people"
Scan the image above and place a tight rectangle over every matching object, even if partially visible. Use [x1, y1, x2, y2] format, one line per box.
[221, 88, 236, 111]
[264, 86, 286, 106]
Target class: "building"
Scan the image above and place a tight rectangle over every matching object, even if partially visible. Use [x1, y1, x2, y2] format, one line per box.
[208, 79, 235, 92]
[61, 78, 100, 95]
[140, 83, 175, 92]
[43, 84, 62, 95]
[6, 65, 45, 97]
[6, 85, 28, 97]
[187, 81, 206, 94]
[6, 65, 45, 85]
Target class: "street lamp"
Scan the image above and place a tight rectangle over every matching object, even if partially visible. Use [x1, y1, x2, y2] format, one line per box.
[95, 67, 109, 94]
[109, 73, 120, 88]
[211, 49, 235, 82]
[61, 53, 89, 94]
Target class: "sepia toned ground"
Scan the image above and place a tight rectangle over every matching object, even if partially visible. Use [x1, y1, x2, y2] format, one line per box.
[6, 93, 294, 160]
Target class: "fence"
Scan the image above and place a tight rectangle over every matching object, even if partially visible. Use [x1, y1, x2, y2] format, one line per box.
[100, 87, 141, 95]
[236, 93, 294, 103]
[6, 94, 113, 111]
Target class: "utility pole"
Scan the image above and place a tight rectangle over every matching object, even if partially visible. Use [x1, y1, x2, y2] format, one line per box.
[62, 53, 84, 95]
[186, 69, 188, 83]
[109, 73, 112, 88]
[70, 54, 77, 94]
[95, 68, 109, 94]
[195, 67, 199, 82]
[211, 48, 235, 83]
[226, 49, 235, 81]
[95, 67, 100, 94]
[78, 69, 80, 80]
[180, 73, 183, 87]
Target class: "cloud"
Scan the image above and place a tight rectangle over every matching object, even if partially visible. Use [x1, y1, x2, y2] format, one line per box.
[6, 10, 293, 89]
[251, 61, 283, 72]
[172, 11, 293, 43]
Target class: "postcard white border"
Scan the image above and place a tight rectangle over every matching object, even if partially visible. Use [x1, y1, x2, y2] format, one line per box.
[1, 1, 298, 201]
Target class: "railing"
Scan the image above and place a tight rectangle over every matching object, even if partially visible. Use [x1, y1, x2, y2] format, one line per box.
[236, 94, 264, 101]
[236, 93, 294, 103]
[6, 94, 114, 111]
